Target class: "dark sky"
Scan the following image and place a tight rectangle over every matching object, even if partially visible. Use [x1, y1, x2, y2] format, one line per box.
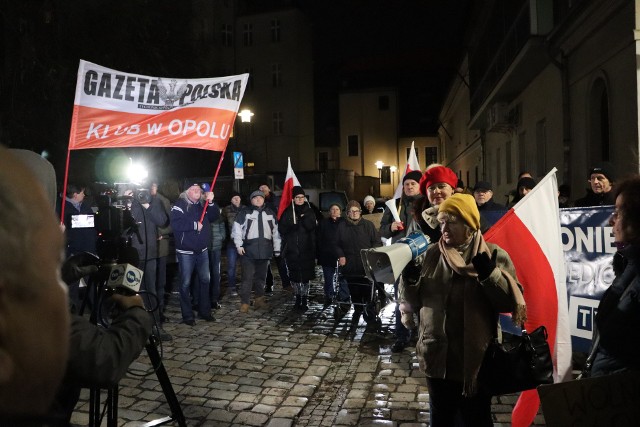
[1, 0, 472, 182]
[309, 1, 473, 142]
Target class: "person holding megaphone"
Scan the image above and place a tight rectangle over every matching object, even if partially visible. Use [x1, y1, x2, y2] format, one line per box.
[399, 193, 526, 427]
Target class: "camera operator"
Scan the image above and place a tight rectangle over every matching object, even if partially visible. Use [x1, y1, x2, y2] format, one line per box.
[122, 186, 171, 341]
[6, 148, 154, 425]
[0, 147, 70, 423]
[51, 281, 153, 425]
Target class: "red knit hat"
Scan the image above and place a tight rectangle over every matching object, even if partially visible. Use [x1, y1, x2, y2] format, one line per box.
[419, 166, 458, 195]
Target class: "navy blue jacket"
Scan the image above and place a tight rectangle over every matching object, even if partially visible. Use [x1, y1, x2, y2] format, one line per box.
[170, 194, 220, 254]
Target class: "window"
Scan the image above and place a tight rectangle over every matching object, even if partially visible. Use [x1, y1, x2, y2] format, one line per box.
[243, 23, 253, 46]
[221, 24, 233, 47]
[536, 119, 547, 176]
[348, 135, 359, 156]
[318, 151, 329, 170]
[407, 147, 419, 164]
[518, 131, 527, 174]
[271, 63, 282, 87]
[272, 112, 283, 135]
[506, 139, 513, 184]
[381, 166, 391, 184]
[271, 19, 281, 42]
[425, 147, 438, 166]
[378, 95, 389, 110]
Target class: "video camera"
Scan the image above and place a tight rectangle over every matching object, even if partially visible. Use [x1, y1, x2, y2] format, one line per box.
[94, 183, 146, 263]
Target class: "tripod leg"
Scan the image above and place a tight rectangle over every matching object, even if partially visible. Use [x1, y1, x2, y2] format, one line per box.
[146, 337, 187, 427]
[107, 387, 118, 427]
[89, 388, 101, 427]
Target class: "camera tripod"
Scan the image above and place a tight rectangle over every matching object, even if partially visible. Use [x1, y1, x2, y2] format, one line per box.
[82, 266, 186, 427]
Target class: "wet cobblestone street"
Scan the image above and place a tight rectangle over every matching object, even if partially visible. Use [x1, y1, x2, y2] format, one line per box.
[70, 265, 546, 426]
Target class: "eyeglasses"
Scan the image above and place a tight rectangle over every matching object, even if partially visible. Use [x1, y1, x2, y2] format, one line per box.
[348, 209, 361, 214]
[428, 183, 450, 192]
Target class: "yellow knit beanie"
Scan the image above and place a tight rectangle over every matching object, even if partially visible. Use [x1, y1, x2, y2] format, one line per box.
[438, 193, 481, 231]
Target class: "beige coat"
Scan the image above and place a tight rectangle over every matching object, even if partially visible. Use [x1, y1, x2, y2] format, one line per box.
[400, 237, 521, 395]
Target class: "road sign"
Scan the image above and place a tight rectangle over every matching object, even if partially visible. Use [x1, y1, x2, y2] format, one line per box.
[233, 151, 244, 179]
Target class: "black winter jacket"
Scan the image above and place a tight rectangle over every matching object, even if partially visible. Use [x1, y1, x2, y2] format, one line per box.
[279, 203, 317, 282]
[335, 218, 381, 276]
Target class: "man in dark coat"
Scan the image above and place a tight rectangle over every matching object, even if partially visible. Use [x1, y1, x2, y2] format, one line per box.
[278, 186, 317, 311]
[472, 181, 505, 211]
[575, 162, 616, 207]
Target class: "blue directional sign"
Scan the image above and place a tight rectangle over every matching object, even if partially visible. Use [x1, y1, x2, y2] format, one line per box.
[233, 151, 244, 179]
[233, 152, 244, 168]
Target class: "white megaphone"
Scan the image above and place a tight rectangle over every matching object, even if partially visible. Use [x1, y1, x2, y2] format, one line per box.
[361, 231, 429, 284]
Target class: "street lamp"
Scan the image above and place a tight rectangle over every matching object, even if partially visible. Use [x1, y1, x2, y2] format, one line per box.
[238, 109, 254, 123]
[390, 165, 397, 188]
[375, 160, 384, 181]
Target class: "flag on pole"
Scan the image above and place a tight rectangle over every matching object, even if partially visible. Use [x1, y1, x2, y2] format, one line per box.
[484, 168, 571, 426]
[393, 141, 421, 199]
[277, 157, 301, 219]
[67, 60, 249, 151]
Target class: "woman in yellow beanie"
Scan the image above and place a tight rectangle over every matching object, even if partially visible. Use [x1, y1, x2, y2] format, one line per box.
[399, 193, 526, 427]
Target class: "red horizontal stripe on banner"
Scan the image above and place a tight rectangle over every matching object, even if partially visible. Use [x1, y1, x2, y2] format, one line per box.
[68, 105, 236, 151]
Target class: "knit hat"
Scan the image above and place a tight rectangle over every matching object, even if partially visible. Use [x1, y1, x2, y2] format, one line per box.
[473, 181, 492, 192]
[186, 182, 201, 191]
[517, 177, 536, 191]
[230, 191, 242, 200]
[403, 170, 423, 184]
[363, 195, 375, 205]
[292, 186, 305, 198]
[250, 190, 265, 200]
[419, 166, 459, 195]
[588, 162, 616, 182]
[438, 193, 481, 231]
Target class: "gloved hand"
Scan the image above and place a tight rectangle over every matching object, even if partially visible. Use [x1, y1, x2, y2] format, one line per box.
[472, 249, 497, 281]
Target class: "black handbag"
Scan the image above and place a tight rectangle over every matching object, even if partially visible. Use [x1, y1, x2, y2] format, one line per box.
[479, 325, 554, 395]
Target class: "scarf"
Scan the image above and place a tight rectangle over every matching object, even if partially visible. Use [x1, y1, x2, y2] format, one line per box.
[438, 231, 527, 395]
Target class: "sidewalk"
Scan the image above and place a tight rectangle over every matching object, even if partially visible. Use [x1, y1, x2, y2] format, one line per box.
[70, 270, 546, 426]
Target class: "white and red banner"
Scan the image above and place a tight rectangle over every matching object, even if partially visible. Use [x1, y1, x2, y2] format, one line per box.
[277, 157, 301, 220]
[484, 168, 572, 426]
[393, 141, 421, 199]
[68, 60, 249, 152]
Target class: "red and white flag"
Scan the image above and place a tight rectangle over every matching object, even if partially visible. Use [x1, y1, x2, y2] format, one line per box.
[277, 157, 301, 219]
[68, 60, 249, 152]
[392, 141, 421, 199]
[484, 168, 571, 426]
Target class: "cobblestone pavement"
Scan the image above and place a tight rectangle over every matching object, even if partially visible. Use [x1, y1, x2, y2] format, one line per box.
[70, 266, 547, 426]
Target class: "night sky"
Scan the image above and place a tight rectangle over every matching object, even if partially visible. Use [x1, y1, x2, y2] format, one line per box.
[1, 0, 473, 183]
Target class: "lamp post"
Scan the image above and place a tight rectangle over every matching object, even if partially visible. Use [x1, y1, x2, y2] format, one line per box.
[375, 160, 384, 197]
[390, 165, 397, 189]
[235, 109, 253, 191]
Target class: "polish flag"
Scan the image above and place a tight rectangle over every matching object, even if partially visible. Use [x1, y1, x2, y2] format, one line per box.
[484, 168, 571, 426]
[392, 141, 421, 199]
[277, 157, 301, 220]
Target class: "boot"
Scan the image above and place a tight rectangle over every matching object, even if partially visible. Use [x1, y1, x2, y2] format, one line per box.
[300, 296, 309, 312]
[294, 295, 301, 309]
[240, 303, 250, 313]
[254, 296, 268, 310]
